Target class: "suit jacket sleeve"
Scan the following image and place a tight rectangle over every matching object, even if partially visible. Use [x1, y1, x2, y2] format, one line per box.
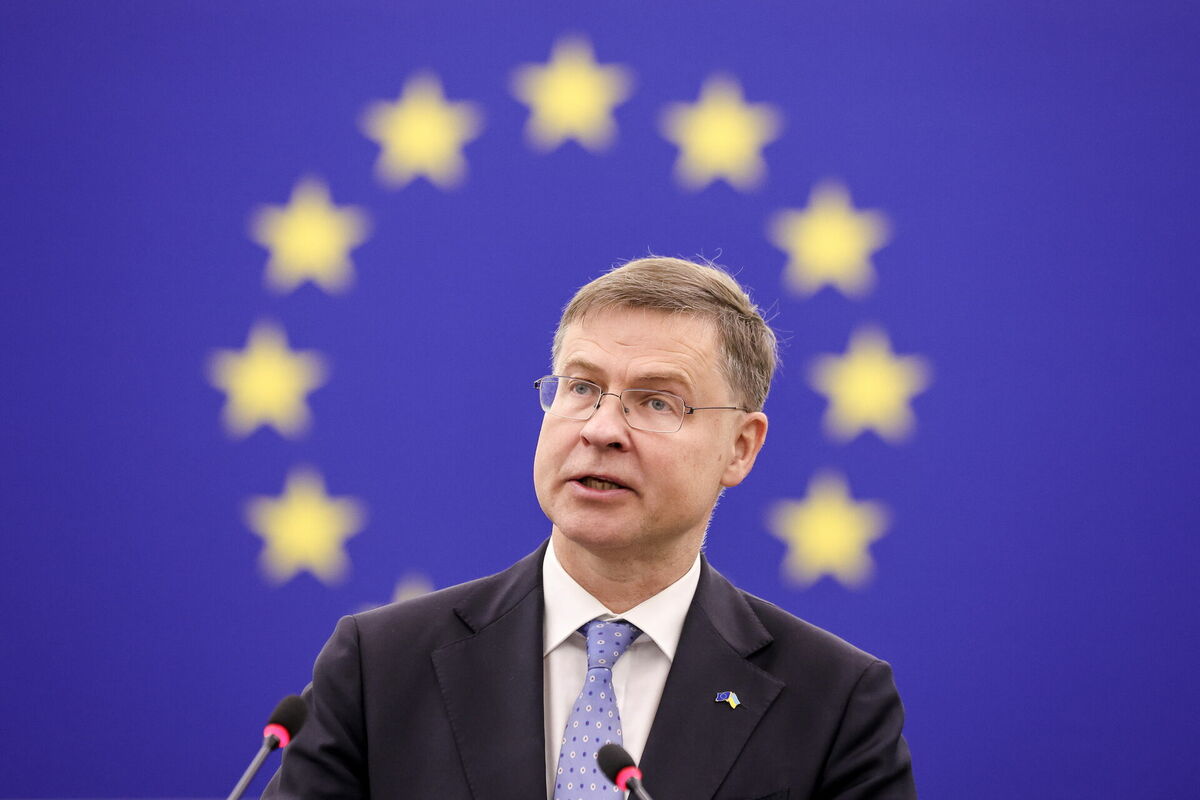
[817, 659, 915, 800]
[263, 615, 369, 800]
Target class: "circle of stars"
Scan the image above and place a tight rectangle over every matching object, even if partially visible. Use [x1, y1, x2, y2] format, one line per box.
[205, 32, 933, 594]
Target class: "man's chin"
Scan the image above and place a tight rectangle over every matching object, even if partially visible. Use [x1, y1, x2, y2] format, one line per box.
[550, 520, 641, 555]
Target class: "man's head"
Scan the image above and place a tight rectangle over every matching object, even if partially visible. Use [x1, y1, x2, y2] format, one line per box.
[551, 257, 778, 412]
[534, 257, 777, 572]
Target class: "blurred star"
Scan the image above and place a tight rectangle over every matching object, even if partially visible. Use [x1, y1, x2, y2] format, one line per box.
[207, 321, 327, 438]
[245, 467, 364, 585]
[660, 75, 781, 191]
[250, 178, 369, 294]
[361, 73, 483, 189]
[810, 327, 930, 443]
[769, 181, 889, 298]
[768, 472, 888, 588]
[511, 36, 633, 152]
[392, 572, 435, 603]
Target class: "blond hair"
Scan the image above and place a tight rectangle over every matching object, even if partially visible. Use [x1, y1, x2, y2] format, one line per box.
[551, 256, 778, 410]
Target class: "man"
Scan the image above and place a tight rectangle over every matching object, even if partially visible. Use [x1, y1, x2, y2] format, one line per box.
[264, 257, 916, 799]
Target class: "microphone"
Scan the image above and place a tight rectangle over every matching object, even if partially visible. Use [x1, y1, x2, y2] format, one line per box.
[225, 695, 308, 800]
[597, 743, 655, 800]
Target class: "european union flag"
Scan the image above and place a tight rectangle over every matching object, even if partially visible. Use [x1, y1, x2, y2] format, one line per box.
[2, 3, 1197, 798]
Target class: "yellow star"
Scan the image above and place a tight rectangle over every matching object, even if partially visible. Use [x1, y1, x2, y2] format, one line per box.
[510, 36, 633, 152]
[361, 73, 483, 189]
[769, 182, 890, 298]
[207, 321, 327, 439]
[245, 467, 365, 585]
[810, 327, 931, 443]
[249, 178, 369, 294]
[768, 472, 888, 588]
[391, 572, 435, 604]
[660, 75, 781, 191]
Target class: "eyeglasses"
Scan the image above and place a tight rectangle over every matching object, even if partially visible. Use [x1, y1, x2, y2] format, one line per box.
[534, 375, 750, 433]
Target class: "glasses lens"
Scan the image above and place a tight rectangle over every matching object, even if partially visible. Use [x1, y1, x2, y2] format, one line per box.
[623, 389, 685, 432]
[539, 377, 600, 420]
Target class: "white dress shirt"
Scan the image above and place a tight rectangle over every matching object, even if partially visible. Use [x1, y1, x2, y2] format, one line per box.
[542, 540, 701, 798]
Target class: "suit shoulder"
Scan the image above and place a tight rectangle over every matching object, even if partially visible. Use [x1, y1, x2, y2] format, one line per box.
[349, 547, 544, 644]
[738, 589, 882, 671]
[350, 574, 483, 640]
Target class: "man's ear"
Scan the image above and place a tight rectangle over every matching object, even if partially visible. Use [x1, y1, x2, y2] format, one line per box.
[721, 412, 768, 488]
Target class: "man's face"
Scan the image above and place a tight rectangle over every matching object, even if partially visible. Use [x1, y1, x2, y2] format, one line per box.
[533, 307, 767, 561]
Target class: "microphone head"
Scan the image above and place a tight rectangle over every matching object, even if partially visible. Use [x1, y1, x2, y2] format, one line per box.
[263, 694, 308, 749]
[597, 743, 639, 788]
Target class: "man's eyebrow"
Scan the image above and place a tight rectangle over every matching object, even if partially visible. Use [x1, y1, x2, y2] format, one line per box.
[557, 360, 694, 392]
[630, 373, 694, 392]
[558, 358, 603, 376]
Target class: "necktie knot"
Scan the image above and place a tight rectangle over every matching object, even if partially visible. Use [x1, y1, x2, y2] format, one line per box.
[580, 618, 640, 671]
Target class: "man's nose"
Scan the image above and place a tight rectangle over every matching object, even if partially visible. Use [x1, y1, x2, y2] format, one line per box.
[580, 392, 630, 448]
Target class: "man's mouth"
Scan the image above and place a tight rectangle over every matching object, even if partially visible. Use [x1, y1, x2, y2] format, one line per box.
[576, 476, 629, 491]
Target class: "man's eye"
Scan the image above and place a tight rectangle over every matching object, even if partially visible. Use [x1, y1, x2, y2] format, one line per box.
[567, 381, 596, 396]
[642, 394, 679, 414]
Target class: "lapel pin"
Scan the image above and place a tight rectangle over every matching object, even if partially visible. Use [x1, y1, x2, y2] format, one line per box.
[715, 691, 741, 709]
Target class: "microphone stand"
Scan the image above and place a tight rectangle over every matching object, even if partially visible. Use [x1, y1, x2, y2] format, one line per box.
[226, 734, 281, 800]
[625, 774, 655, 800]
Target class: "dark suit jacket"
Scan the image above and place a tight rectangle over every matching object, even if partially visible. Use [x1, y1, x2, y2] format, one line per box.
[264, 542, 916, 800]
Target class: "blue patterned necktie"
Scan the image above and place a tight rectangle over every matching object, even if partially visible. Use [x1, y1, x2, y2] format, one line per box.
[554, 619, 642, 800]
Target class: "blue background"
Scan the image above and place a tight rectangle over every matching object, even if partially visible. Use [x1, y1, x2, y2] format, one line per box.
[2, 2, 1198, 797]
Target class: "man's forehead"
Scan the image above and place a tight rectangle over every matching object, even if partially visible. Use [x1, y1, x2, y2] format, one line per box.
[560, 307, 718, 341]
[554, 308, 722, 384]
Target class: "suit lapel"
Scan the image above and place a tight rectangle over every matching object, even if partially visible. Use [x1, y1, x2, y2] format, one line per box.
[432, 545, 548, 800]
[640, 559, 783, 800]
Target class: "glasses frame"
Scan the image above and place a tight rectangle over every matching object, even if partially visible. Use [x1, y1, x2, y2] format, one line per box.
[533, 375, 752, 433]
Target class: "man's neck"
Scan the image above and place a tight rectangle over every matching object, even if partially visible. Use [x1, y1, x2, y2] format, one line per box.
[550, 529, 701, 613]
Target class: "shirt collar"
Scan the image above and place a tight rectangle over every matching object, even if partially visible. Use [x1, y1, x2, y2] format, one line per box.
[542, 538, 700, 662]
